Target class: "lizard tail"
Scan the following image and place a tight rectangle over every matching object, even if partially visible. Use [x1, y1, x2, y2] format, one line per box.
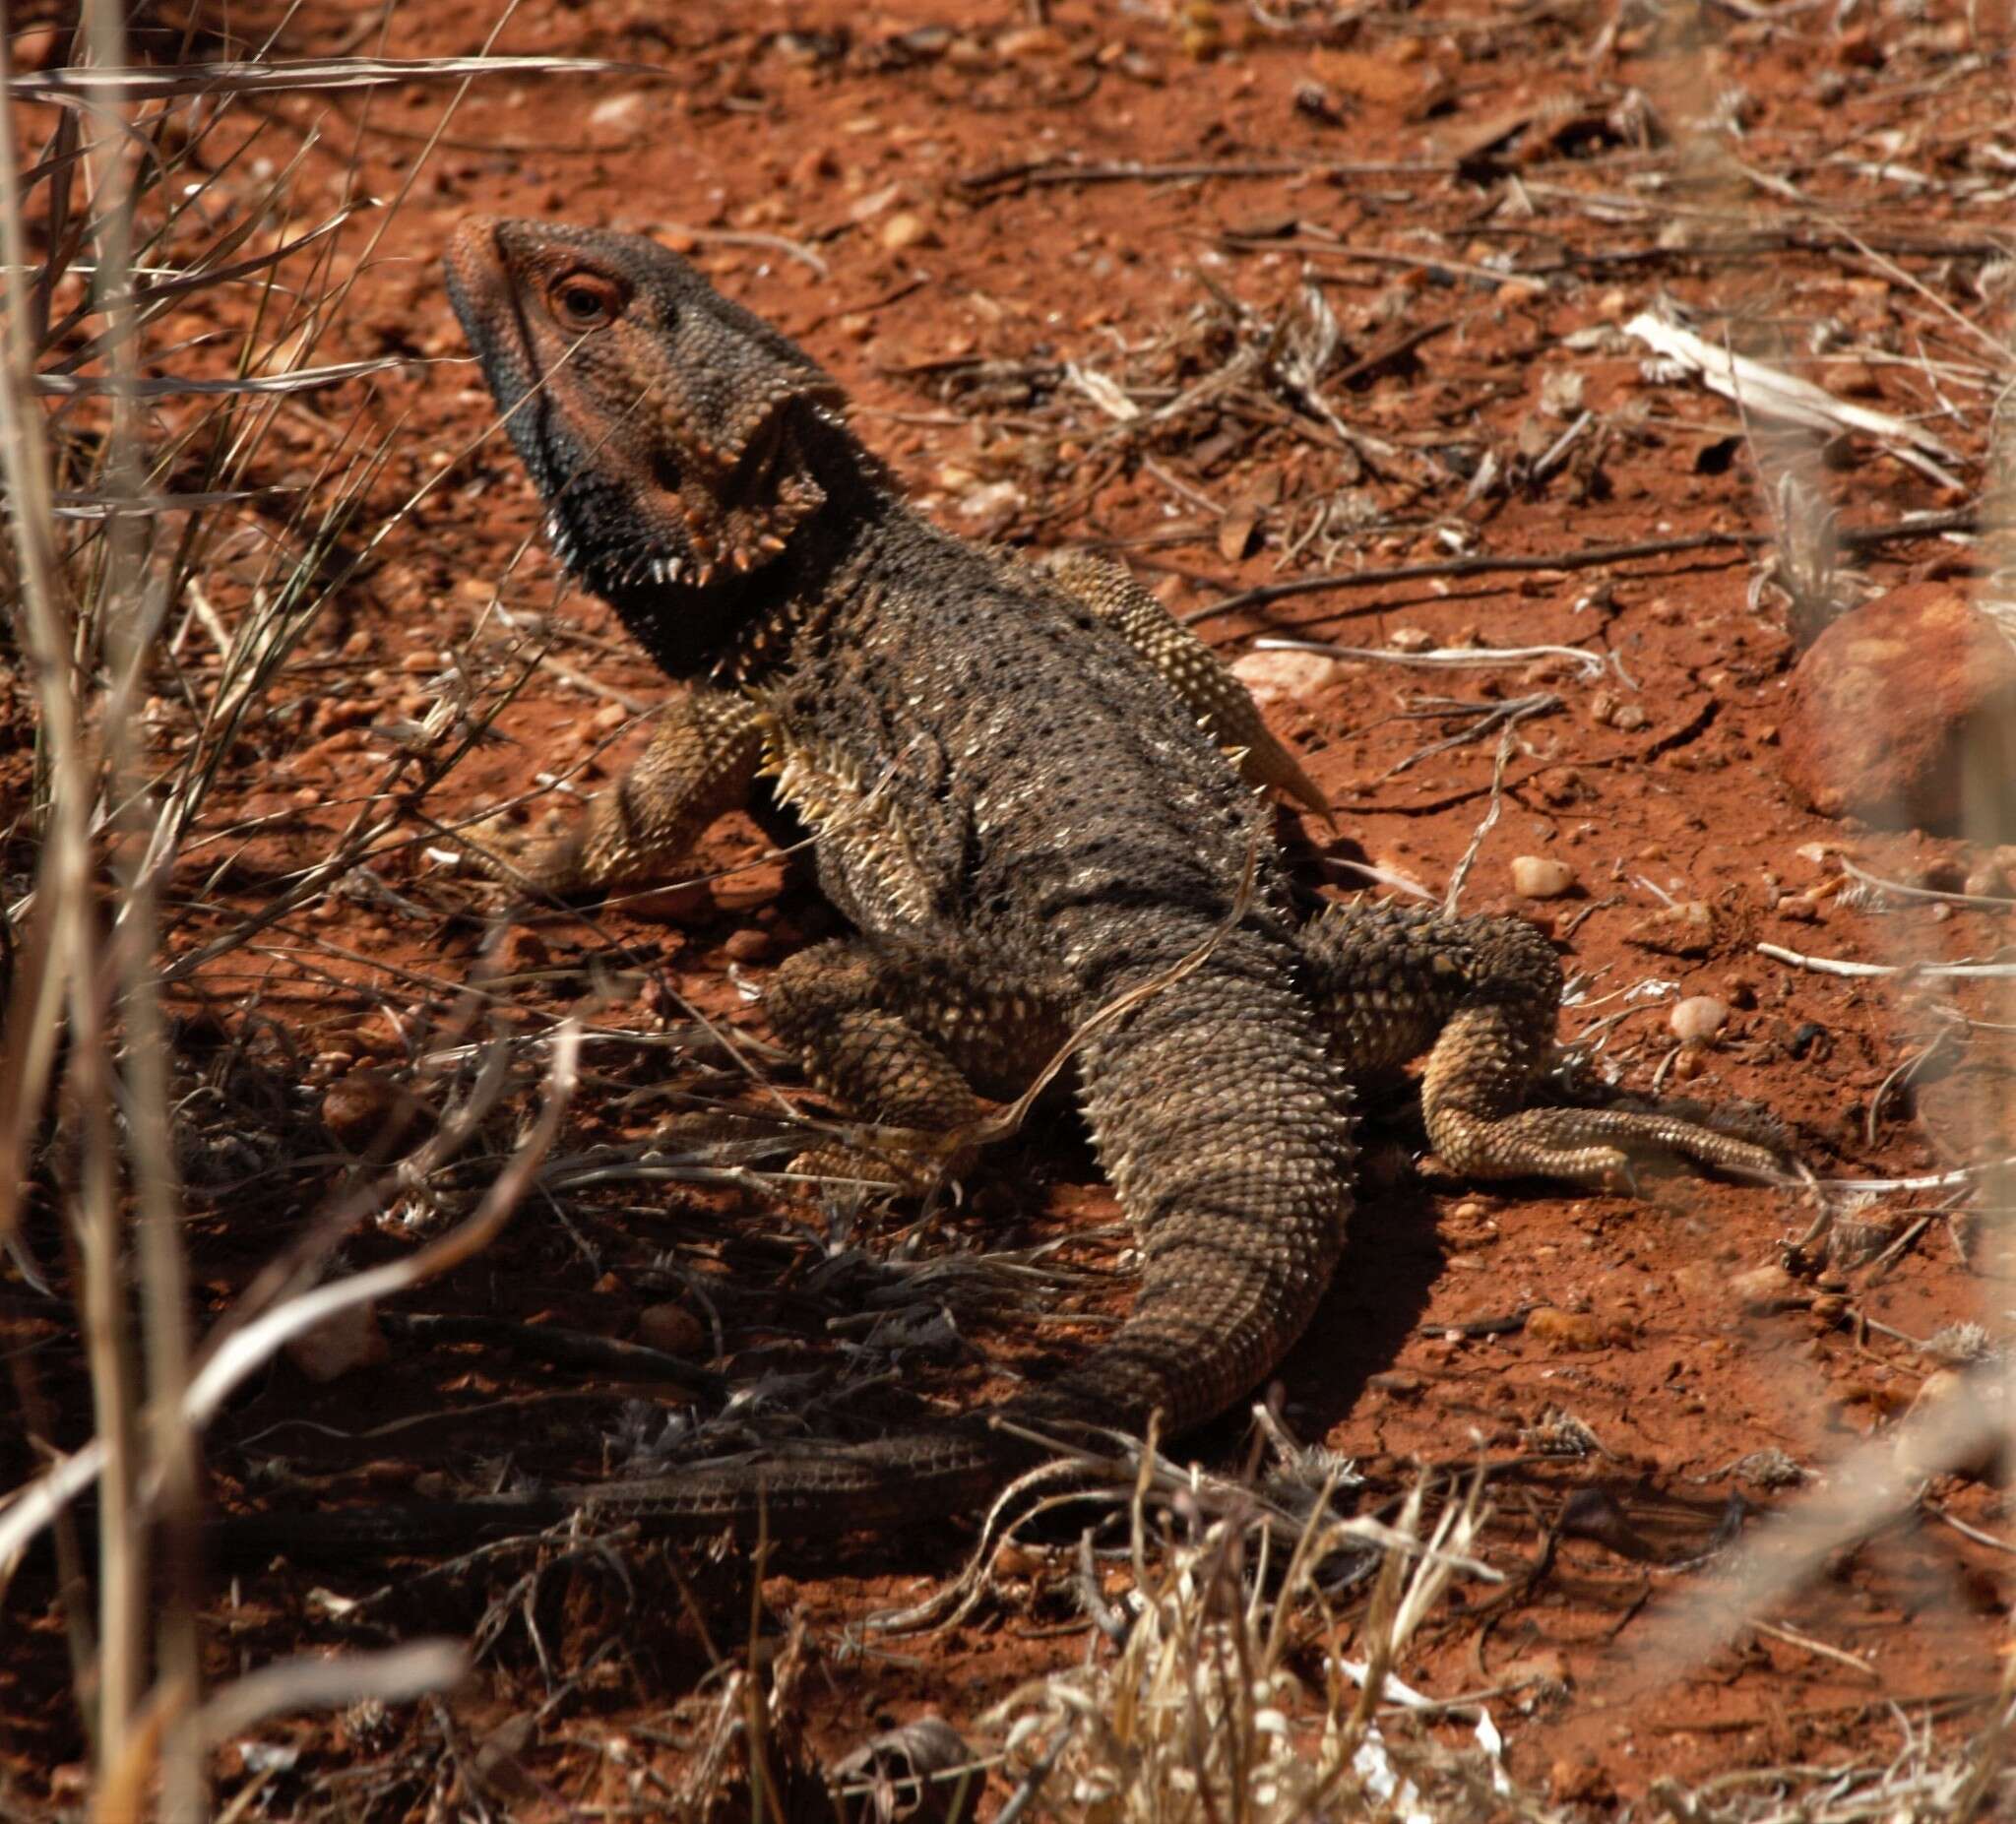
[210, 1432, 1019, 1560]
[1036, 942, 1357, 1437]
[616, 943, 1358, 1532]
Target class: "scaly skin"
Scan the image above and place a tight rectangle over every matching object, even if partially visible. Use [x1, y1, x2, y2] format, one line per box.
[231, 220, 1785, 1557]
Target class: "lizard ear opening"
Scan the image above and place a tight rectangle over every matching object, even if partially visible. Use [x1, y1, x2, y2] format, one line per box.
[662, 390, 835, 582]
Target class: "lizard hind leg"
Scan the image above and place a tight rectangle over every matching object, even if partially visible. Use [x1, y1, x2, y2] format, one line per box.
[765, 937, 1063, 1193]
[1300, 900, 1786, 1190]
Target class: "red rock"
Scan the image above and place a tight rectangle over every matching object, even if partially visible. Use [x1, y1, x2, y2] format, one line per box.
[1550, 1756, 1614, 1803]
[1780, 585, 2016, 837]
[493, 926, 550, 975]
[309, 697, 374, 738]
[320, 1070, 426, 1156]
[284, 1301, 388, 1382]
[637, 1302, 706, 1356]
[1527, 1305, 1607, 1351]
[1229, 648, 1343, 702]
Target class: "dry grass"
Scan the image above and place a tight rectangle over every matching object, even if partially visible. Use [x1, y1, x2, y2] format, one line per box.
[0, 12, 620, 1813]
[971, 1470, 1511, 1824]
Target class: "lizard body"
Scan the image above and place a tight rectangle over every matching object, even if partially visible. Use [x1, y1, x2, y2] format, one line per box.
[241, 220, 1780, 1555]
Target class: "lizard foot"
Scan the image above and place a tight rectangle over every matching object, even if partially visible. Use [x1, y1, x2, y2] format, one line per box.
[1304, 904, 1798, 1195]
[786, 1128, 980, 1196]
[449, 807, 593, 897]
[445, 688, 773, 902]
[1429, 1102, 1787, 1192]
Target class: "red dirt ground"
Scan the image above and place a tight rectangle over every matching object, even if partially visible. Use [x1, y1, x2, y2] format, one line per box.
[7, 1, 2016, 1814]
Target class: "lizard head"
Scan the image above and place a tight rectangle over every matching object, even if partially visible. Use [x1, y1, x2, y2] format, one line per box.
[446, 218, 850, 661]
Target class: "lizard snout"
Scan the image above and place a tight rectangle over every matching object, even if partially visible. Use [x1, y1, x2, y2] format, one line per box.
[444, 216, 506, 301]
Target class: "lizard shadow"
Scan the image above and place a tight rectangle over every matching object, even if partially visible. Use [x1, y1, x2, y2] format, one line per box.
[1275, 1164, 1445, 1439]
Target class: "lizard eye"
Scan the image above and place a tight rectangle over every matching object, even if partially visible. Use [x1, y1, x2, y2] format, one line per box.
[549, 271, 623, 332]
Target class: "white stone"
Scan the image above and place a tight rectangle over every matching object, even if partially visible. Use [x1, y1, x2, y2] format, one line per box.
[1669, 995, 1730, 1042]
[1509, 855, 1576, 899]
[1229, 648, 1343, 702]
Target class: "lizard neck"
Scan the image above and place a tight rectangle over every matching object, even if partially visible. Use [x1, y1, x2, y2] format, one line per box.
[709, 459, 915, 689]
[705, 447, 931, 689]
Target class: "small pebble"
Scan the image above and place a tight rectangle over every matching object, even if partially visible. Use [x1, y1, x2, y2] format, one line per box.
[878, 211, 938, 251]
[631, 881, 716, 924]
[1510, 855, 1577, 899]
[997, 23, 1068, 56]
[1386, 626, 1435, 654]
[723, 927, 772, 963]
[320, 1070, 425, 1155]
[1626, 901, 1714, 955]
[790, 145, 837, 186]
[494, 927, 550, 975]
[1788, 1021, 1828, 1059]
[309, 698, 373, 738]
[637, 1302, 706, 1357]
[1730, 1261, 1800, 1313]
[285, 1302, 388, 1382]
[1669, 995, 1729, 1042]
[591, 92, 646, 129]
[10, 25, 66, 72]
[1897, 1367, 2006, 1480]
[1527, 1306, 1606, 1351]
[1551, 1758, 1613, 1805]
[1228, 648, 1342, 702]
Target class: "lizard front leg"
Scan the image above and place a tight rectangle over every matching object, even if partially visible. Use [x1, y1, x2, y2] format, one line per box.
[1036, 550, 1330, 821]
[458, 685, 769, 897]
